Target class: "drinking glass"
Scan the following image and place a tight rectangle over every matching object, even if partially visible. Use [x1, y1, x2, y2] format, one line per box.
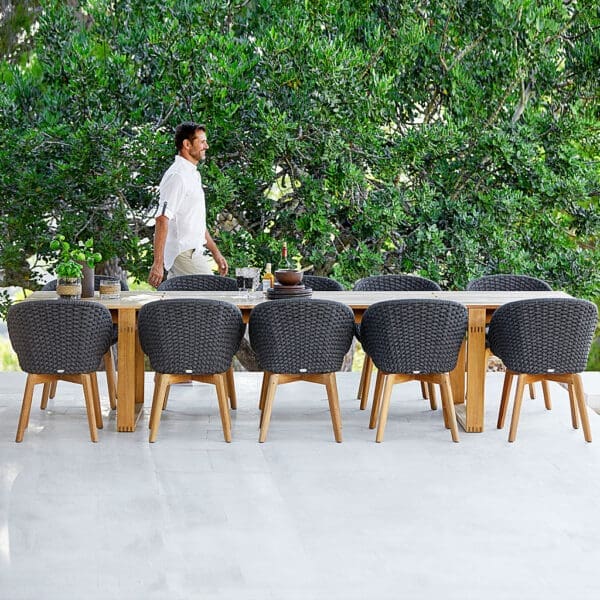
[235, 267, 248, 297]
[99, 279, 121, 300]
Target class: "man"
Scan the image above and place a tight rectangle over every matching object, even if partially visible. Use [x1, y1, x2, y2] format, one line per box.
[148, 122, 228, 287]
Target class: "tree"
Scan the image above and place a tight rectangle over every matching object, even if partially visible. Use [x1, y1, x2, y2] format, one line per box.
[1, 0, 598, 303]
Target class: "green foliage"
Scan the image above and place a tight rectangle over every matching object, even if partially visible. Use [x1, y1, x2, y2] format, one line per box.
[50, 234, 102, 278]
[0, 0, 598, 308]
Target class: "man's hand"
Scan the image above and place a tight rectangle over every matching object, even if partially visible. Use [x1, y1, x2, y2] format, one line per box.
[148, 263, 164, 288]
[214, 252, 228, 276]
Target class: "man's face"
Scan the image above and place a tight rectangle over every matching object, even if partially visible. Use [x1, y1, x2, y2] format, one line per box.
[187, 130, 209, 162]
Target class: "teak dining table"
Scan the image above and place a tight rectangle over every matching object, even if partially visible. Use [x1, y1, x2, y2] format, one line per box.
[27, 289, 571, 433]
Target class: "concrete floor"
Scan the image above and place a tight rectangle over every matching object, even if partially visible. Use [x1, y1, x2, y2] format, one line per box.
[1, 370, 600, 599]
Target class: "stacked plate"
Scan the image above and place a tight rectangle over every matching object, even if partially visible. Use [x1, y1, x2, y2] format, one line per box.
[266, 283, 313, 299]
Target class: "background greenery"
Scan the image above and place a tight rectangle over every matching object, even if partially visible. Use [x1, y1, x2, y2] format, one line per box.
[1, 0, 598, 366]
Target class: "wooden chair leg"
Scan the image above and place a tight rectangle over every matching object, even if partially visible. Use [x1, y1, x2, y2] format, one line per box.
[541, 380, 552, 410]
[259, 374, 278, 443]
[149, 374, 160, 430]
[369, 371, 385, 429]
[375, 375, 394, 443]
[529, 383, 536, 400]
[104, 348, 117, 410]
[16, 374, 36, 442]
[91, 372, 103, 430]
[226, 365, 237, 410]
[149, 374, 170, 443]
[41, 383, 51, 410]
[497, 371, 514, 429]
[359, 356, 374, 410]
[427, 382, 437, 411]
[215, 373, 232, 443]
[259, 371, 268, 410]
[49, 380, 57, 399]
[81, 374, 98, 442]
[508, 375, 526, 442]
[325, 373, 342, 443]
[567, 382, 579, 430]
[420, 381, 429, 400]
[439, 375, 459, 442]
[573, 374, 592, 443]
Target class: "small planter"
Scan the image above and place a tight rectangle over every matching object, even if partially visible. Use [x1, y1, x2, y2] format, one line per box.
[56, 277, 82, 300]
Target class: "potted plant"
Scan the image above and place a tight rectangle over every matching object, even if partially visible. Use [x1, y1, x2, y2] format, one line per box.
[50, 235, 103, 299]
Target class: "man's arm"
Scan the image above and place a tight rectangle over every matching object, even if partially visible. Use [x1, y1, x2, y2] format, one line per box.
[205, 230, 228, 275]
[148, 215, 169, 287]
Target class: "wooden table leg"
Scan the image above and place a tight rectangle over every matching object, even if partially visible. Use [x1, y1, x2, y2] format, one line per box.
[449, 339, 466, 406]
[117, 308, 144, 432]
[455, 307, 487, 433]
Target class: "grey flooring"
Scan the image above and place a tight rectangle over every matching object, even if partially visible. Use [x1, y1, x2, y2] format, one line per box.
[1, 370, 600, 599]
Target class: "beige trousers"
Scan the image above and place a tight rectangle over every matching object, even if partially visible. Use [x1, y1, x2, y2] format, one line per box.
[167, 249, 213, 278]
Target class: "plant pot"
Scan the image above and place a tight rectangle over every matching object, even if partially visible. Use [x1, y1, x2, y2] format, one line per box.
[56, 277, 82, 300]
[81, 263, 95, 298]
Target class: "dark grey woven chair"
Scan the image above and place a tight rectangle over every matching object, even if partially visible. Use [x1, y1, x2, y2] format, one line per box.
[7, 300, 114, 442]
[488, 298, 597, 442]
[466, 273, 553, 406]
[249, 299, 355, 442]
[302, 275, 344, 291]
[138, 299, 245, 442]
[466, 274, 552, 292]
[41, 275, 129, 409]
[360, 299, 468, 442]
[353, 274, 442, 410]
[158, 274, 237, 291]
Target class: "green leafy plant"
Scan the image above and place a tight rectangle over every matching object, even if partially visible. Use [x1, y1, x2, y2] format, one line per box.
[50, 235, 102, 279]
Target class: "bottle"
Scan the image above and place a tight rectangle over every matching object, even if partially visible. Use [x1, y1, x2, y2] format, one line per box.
[262, 262, 275, 290]
[281, 242, 293, 270]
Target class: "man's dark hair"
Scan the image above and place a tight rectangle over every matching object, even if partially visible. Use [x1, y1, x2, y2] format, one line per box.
[174, 122, 206, 151]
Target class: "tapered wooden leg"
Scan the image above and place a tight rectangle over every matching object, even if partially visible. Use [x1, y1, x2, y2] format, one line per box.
[427, 383, 437, 411]
[528, 383, 536, 400]
[369, 371, 385, 429]
[421, 381, 429, 400]
[259, 374, 278, 443]
[325, 373, 342, 443]
[568, 383, 579, 430]
[508, 375, 526, 442]
[149, 374, 160, 430]
[375, 375, 394, 443]
[16, 374, 36, 442]
[40, 383, 51, 410]
[49, 380, 57, 399]
[226, 366, 237, 410]
[497, 371, 514, 429]
[104, 348, 117, 410]
[82, 374, 98, 442]
[541, 380, 552, 410]
[259, 372, 268, 410]
[91, 373, 103, 430]
[573, 374, 592, 443]
[149, 374, 170, 443]
[215, 373, 232, 442]
[359, 356, 374, 410]
[440, 375, 459, 442]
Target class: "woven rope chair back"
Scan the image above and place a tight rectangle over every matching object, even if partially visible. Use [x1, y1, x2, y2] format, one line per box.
[360, 299, 468, 374]
[466, 274, 551, 291]
[249, 299, 355, 374]
[353, 274, 441, 292]
[138, 299, 245, 374]
[157, 274, 237, 291]
[488, 298, 597, 374]
[42, 275, 130, 292]
[302, 275, 344, 291]
[7, 300, 113, 374]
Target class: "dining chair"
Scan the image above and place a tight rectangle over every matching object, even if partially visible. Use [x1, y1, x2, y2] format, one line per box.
[41, 275, 129, 410]
[157, 273, 240, 409]
[466, 273, 553, 406]
[353, 274, 442, 410]
[158, 274, 237, 291]
[249, 298, 355, 442]
[360, 299, 468, 442]
[488, 298, 597, 442]
[7, 300, 114, 442]
[138, 299, 245, 442]
[302, 275, 344, 291]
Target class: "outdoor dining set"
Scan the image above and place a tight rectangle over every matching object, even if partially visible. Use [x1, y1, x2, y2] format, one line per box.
[6, 273, 598, 446]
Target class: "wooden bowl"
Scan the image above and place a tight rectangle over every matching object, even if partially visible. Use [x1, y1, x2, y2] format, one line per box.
[275, 269, 304, 286]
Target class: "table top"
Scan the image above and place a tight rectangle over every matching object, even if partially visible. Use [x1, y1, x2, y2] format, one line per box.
[27, 289, 572, 311]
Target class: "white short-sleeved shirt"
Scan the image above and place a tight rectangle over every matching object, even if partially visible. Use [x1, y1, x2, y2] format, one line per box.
[157, 155, 206, 270]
